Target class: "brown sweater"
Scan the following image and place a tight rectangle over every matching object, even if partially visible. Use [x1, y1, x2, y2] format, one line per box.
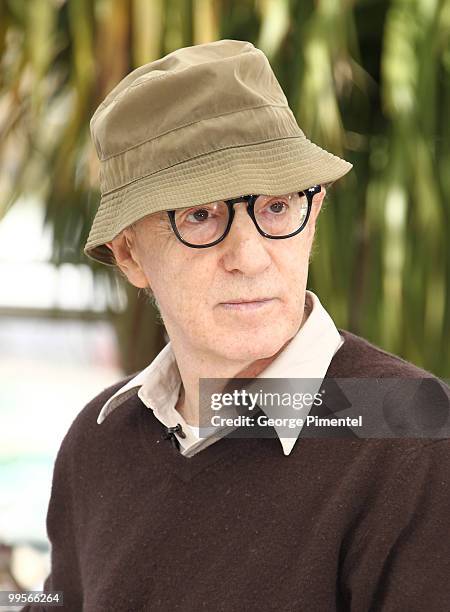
[22, 329, 450, 611]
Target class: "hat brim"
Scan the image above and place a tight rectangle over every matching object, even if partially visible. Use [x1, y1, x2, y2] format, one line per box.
[84, 136, 352, 266]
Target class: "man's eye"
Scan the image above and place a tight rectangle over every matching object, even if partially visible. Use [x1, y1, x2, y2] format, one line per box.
[268, 201, 287, 213]
[186, 208, 210, 222]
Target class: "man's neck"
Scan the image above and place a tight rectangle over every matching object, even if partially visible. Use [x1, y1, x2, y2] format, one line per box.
[173, 302, 311, 427]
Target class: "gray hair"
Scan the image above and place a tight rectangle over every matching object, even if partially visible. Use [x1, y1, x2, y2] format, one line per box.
[139, 286, 163, 321]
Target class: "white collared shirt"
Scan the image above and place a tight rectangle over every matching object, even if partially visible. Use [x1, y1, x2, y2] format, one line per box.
[97, 290, 344, 456]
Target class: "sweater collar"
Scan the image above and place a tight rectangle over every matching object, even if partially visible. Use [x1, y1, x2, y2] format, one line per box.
[97, 290, 344, 456]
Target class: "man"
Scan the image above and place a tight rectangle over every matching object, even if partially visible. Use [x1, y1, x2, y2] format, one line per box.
[25, 40, 449, 611]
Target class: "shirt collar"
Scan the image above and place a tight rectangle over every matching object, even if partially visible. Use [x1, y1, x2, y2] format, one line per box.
[97, 290, 344, 455]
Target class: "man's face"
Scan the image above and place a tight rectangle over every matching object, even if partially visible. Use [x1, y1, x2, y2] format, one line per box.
[109, 188, 326, 365]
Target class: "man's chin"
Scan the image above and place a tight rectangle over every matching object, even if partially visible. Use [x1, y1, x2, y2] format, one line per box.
[215, 335, 289, 366]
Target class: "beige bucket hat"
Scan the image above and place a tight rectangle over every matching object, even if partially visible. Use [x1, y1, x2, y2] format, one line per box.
[84, 39, 352, 266]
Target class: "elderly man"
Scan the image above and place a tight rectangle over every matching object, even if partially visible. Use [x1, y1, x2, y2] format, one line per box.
[25, 40, 449, 612]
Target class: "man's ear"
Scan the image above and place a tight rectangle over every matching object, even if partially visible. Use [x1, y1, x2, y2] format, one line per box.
[308, 185, 327, 227]
[106, 230, 148, 289]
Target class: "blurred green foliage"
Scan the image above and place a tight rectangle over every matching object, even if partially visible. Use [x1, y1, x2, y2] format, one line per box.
[1, 0, 449, 376]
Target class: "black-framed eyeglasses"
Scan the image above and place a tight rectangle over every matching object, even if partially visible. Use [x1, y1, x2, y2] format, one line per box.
[166, 184, 322, 248]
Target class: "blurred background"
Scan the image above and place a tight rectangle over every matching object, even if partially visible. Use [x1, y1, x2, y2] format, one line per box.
[1, 0, 449, 596]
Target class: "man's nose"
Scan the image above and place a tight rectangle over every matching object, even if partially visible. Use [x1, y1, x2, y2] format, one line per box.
[219, 203, 272, 275]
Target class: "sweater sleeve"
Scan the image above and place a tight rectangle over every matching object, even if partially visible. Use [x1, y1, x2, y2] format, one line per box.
[341, 440, 450, 612]
[20, 433, 84, 611]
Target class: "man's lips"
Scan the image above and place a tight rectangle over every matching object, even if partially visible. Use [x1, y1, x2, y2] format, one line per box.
[219, 298, 277, 311]
[221, 298, 273, 304]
